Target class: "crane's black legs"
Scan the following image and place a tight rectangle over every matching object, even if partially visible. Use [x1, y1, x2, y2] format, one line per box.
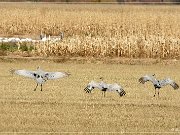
[154, 88, 156, 97]
[154, 88, 160, 98]
[102, 88, 107, 97]
[34, 83, 38, 91]
[34, 84, 43, 91]
[41, 84, 43, 91]
[103, 91, 106, 97]
[102, 91, 106, 97]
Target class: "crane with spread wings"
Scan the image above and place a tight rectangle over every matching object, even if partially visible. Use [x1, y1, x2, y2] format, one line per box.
[11, 67, 70, 91]
[139, 74, 179, 97]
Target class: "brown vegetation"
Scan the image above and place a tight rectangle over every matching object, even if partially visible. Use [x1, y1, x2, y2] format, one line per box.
[0, 4, 180, 59]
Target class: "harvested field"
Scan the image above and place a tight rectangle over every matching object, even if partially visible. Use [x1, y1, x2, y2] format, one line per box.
[0, 3, 180, 134]
[0, 60, 180, 133]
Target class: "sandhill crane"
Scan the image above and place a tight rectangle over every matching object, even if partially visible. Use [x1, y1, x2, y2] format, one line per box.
[11, 67, 70, 91]
[84, 80, 126, 97]
[139, 74, 179, 97]
[40, 32, 47, 42]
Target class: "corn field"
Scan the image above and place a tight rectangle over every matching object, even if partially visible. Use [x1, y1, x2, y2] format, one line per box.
[0, 3, 180, 59]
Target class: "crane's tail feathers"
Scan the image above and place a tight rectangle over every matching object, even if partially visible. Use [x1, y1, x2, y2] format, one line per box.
[84, 86, 91, 93]
[84, 86, 88, 91]
[119, 89, 126, 97]
[173, 83, 179, 90]
[139, 77, 145, 84]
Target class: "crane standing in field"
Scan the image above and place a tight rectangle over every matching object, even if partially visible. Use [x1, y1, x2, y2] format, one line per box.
[11, 67, 70, 91]
[139, 74, 179, 97]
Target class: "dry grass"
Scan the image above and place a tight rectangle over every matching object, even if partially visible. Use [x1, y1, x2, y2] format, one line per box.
[0, 60, 180, 133]
[0, 3, 180, 134]
[0, 3, 180, 59]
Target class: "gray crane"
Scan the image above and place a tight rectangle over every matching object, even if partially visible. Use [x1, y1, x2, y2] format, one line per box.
[11, 67, 70, 91]
[139, 74, 179, 97]
[84, 80, 126, 97]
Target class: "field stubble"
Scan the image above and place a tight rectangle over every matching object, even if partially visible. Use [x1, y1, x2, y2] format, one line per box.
[0, 61, 180, 133]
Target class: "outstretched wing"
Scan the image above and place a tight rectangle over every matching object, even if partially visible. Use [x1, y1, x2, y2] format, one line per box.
[45, 72, 70, 80]
[160, 78, 179, 90]
[99, 81, 108, 89]
[139, 75, 156, 84]
[12, 69, 36, 79]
